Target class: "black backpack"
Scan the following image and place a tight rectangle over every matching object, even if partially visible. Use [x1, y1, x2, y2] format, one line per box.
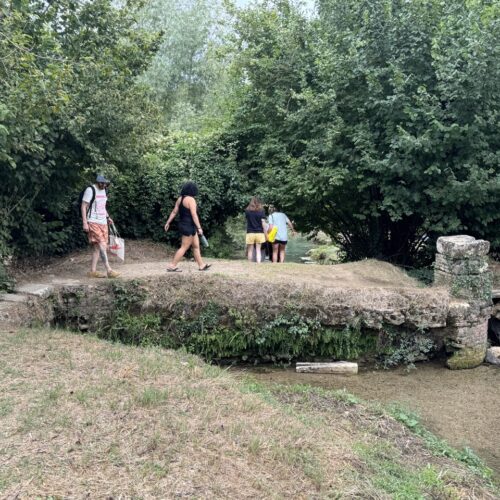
[78, 185, 96, 218]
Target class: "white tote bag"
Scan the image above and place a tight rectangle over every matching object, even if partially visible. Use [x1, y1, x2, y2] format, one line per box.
[109, 222, 125, 261]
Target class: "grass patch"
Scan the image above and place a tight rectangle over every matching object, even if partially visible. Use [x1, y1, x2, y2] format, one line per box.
[0, 328, 497, 498]
[134, 387, 169, 407]
[0, 397, 13, 417]
[387, 403, 493, 480]
[354, 442, 452, 499]
[73, 386, 103, 406]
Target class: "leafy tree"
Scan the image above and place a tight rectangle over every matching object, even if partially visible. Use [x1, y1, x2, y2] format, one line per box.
[139, 0, 232, 130]
[230, 0, 500, 263]
[0, 0, 161, 259]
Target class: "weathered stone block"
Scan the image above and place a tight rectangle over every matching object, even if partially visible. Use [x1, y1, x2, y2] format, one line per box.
[16, 283, 55, 299]
[446, 300, 481, 327]
[0, 293, 29, 303]
[434, 253, 488, 275]
[296, 362, 358, 374]
[444, 324, 488, 350]
[437, 235, 490, 258]
[434, 271, 492, 302]
[446, 346, 486, 369]
[486, 347, 500, 366]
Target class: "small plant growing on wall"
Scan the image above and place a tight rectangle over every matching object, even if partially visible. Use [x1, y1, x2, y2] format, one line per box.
[377, 326, 436, 370]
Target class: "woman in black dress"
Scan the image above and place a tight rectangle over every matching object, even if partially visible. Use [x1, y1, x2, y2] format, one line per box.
[164, 182, 211, 272]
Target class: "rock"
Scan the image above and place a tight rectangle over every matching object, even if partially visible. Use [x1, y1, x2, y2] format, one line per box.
[0, 301, 30, 328]
[446, 300, 492, 328]
[52, 279, 82, 285]
[16, 283, 54, 298]
[0, 293, 29, 303]
[296, 361, 358, 374]
[436, 235, 490, 258]
[446, 346, 486, 370]
[485, 347, 500, 366]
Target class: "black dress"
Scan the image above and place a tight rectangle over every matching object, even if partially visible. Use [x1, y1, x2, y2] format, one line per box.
[178, 196, 197, 236]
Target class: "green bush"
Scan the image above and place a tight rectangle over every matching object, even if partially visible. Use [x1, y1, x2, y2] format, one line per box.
[203, 226, 242, 259]
[111, 132, 247, 244]
[307, 245, 342, 265]
[230, 0, 500, 264]
[0, 0, 162, 258]
[0, 262, 13, 293]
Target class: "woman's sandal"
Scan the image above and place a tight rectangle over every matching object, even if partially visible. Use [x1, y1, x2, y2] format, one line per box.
[198, 264, 212, 271]
[166, 267, 182, 272]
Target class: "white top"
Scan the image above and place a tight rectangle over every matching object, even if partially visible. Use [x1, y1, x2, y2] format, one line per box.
[82, 185, 108, 225]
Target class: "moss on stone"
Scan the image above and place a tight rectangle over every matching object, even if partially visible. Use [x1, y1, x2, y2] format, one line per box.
[446, 346, 486, 370]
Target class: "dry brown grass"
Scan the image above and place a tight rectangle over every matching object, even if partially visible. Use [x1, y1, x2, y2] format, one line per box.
[0, 329, 495, 499]
[14, 239, 428, 291]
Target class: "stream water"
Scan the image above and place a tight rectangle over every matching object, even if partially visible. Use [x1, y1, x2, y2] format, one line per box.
[282, 234, 317, 263]
[237, 361, 500, 478]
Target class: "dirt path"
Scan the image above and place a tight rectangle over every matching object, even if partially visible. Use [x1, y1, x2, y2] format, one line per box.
[13, 240, 425, 291]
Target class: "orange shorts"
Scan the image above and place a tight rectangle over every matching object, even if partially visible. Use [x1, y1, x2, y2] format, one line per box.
[88, 223, 108, 245]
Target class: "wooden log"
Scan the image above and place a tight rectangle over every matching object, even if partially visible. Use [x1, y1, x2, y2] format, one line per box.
[295, 361, 358, 375]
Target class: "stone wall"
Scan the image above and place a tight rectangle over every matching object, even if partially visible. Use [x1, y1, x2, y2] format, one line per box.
[434, 235, 492, 369]
[49, 275, 450, 333]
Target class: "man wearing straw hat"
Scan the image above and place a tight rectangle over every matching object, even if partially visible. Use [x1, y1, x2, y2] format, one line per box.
[81, 174, 120, 278]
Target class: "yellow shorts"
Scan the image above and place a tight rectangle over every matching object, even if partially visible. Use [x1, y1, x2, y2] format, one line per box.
[246, 233, 266, 245]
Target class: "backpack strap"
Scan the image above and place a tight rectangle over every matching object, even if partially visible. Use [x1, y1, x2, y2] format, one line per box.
[86, 185, 96, 218]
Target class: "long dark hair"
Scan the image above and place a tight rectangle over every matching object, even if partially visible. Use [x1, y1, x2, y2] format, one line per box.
[246, 196, 263, 212]
[180, 181, 198, 197]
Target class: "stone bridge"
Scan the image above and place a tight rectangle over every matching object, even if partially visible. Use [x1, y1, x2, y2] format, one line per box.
[0, 235, 496, 369]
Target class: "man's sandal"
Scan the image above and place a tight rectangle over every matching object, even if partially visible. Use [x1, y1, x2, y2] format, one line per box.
[87, 271, 106, 278]
[198, 264, 212, 271]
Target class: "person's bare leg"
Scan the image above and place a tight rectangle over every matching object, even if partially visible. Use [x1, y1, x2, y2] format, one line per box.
[170, 236, 192, 268]
[272, 244, 279, 263]
[279, 244, 286, 263]
[255, 243, 262, 263]
[91, 244, 100, 272]
[247, 244, 254, 262]
[98, 242, 112, 273]
[191, 234, 206, 269]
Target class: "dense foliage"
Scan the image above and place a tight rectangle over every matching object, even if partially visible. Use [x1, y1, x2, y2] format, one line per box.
[229, 0, 500, 263]
[1, 0, 499, 274]
[0, 0, 161, 260]
[111, 132, 246, 243]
